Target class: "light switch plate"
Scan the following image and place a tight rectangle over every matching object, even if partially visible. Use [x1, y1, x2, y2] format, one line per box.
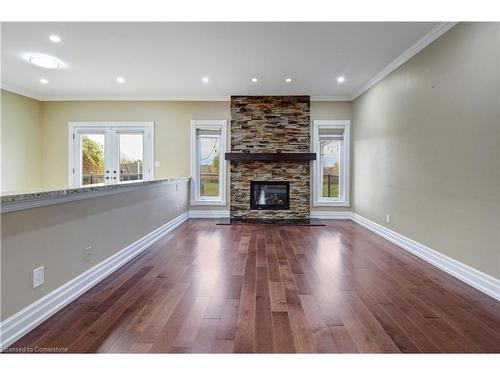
[154, 161, 160, 167]
[33, 266, 45, 288]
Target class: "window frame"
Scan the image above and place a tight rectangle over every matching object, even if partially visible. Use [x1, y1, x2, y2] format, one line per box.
[68, 122, 154, 187]
[190, 120, 227, 206]
[312, 120, 351, 207]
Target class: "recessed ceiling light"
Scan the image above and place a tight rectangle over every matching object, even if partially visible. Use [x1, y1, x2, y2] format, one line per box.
[40, 78, 48, 84]
[49, 35, 61, 43]
[251, 78, 258, 82]
[116, 77, 125, 84]
[337, 76, 345, 83]
[285, 78, 292, 82]
[202, 77, 209, 83]
[26, 54, 62, 69]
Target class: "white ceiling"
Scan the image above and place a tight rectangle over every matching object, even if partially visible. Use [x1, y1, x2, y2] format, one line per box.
[1, 22, 446, 101]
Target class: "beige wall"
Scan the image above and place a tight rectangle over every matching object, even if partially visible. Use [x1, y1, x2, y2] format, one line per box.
[1, 181, 189, 319]
[41, 100, 231, 188]
[353, 23, 500, 278]
[310, 101, 352, 121]
[1, 90, 43, 192]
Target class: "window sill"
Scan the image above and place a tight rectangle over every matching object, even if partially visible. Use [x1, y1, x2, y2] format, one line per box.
[313, 200, 350, 207]
[190, 199, 227, 206]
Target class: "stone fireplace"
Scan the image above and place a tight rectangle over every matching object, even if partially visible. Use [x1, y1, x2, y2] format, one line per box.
[227, 96, 313, 221]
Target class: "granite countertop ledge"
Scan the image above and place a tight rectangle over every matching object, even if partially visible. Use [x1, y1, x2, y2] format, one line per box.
[1, 177, 190, 213]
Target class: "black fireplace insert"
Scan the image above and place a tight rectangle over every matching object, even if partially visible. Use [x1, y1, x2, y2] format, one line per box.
[250, 181, 290, 210]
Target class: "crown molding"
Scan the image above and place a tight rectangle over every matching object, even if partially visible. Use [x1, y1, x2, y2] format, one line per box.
[40, 95, 232, 102]
[350, 22, 458, 100]
[0, 83, 44, 101]
[0, 89, 352, 103]
[44, 95, 350, 102]
[0, 84, 232, 101]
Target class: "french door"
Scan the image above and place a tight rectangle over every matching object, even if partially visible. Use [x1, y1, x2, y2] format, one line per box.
[69, 122, 154, 187]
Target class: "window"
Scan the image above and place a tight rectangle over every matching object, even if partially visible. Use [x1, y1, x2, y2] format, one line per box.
[312, 120, 350, 206]
[191, 120, 227, 205]
[68, 122, 154, 187]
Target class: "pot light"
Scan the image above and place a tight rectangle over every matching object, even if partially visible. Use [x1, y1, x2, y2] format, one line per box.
[285, 78, 292, 82]
[251, 78, 258, 82]
[49, 35, 61, 43]
[202, 77, 209, 83]
[40, 78, 48, 84]
[337, 76, 345, 83]
[116, 77, 125, 84]
[26, 54, 62, 69]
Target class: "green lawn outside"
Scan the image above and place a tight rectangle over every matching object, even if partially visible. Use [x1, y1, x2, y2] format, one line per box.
[322, 183, 339, 198]
[201, 182, 219, 197]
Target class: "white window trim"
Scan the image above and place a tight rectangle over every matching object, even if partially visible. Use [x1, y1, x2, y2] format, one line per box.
[312, 120, 350, 207]
[190, 120, 227, 206]
[68, 121, 155, 187]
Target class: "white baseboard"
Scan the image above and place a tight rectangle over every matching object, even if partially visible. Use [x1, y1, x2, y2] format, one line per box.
[310, 210, 353, 220]
[189, 209, 230, 219]
[2, 209, 498, 349]
[0, 211, 189, 349]
[350, 213, 500, 301]
[187, 208, 499, 301]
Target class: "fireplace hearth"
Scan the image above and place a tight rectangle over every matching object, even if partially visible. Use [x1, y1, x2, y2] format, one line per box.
[250, 181, 290, 210]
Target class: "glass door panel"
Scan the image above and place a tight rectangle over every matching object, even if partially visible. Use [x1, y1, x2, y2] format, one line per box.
[79, 133, 106, 186]
[320, 139, 342, 198]
[198, 135, 220, 198]
[118, 133, 144, 182]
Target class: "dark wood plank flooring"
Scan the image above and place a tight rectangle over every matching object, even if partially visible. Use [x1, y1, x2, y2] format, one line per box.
[8, 219, 500, 353]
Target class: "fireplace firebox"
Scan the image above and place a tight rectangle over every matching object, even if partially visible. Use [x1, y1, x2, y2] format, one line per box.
[250, 181, 290, 210]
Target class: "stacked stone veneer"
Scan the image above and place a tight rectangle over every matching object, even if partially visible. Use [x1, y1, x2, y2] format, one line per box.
[230, 96, 311, 220]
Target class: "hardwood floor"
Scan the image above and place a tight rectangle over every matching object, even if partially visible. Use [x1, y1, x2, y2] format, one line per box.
[8, 219, 500, 353]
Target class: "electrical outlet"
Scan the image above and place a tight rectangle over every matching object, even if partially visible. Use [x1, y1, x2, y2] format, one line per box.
[386, 214, 391, 223]
[154, 161, 160, 168]
[33, 266, 45, 288]
[176, 204, 180, 212]
[84, 246, 92, 262]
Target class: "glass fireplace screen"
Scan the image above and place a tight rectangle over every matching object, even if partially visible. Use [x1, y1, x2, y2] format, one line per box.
[250, 181, 290, 210]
